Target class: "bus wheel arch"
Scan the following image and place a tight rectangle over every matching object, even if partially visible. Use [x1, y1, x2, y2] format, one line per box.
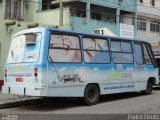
[141, 78, 155, 95]
[149, 77, 156, 85]
[84, 83, 100, 106]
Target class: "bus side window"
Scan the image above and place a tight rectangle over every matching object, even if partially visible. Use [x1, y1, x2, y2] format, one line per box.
[48, 34, 81, 63]
[83, 37, 110, 63]
[144, 43, 157, 66]
[142, 44, 152, 64]
[111, 40, 133, 64]
[134, 43, 143, 65]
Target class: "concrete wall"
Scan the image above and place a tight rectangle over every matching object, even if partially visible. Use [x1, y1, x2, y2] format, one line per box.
[24, 0, 39, 22]
[120, 0, 137, 12]
[36, 8, 70, 27]
[138, 5, 160, 17]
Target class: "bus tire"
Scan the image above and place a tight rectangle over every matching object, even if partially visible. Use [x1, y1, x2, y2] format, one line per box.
[141, 80, 153, 95]
[84, 84, 100, 106]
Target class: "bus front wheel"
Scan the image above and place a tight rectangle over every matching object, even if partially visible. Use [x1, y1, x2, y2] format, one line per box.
[141, 80, 153, 95]
[84, 84, 100, 106]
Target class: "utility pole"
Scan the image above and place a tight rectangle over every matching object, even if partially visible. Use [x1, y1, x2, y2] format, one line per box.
[51, 0, 63, 26]
[59, 0, 63, 26]
[52, 0, 79, 27]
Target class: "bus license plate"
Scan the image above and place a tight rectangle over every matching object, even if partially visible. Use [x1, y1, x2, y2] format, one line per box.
[16, 78, 23, 82]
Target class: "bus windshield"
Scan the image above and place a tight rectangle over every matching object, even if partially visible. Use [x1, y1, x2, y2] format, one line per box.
[7, 33, 41, 64]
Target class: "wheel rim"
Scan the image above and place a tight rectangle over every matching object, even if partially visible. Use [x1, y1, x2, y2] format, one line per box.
[84, 85, 100, 105]
[88, 89, 96, 100]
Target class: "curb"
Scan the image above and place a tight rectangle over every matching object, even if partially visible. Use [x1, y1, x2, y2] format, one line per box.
[0, 97, 43, 109]
[0, 100, 24, 109]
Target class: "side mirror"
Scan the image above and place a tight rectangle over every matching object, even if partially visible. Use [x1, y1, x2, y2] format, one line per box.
[156, 58, 160, 67]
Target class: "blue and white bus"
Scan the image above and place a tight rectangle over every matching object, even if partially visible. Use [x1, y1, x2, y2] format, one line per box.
[2, 27, 160, 105]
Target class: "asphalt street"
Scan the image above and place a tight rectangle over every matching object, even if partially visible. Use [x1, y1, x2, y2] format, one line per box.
[1, 89, 160, 114]
[0, 87, 160, 120]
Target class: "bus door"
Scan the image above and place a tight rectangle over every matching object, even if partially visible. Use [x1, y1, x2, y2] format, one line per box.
[134, 43, 145, 89]
[134, 42, 157, 90]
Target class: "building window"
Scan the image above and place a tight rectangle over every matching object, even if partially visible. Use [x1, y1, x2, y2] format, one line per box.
[77, 10, 86, 18]
[106, 14, 116, 23]
[137, 19, 146, 31]
[42, 0, 58, 11]
[150, 22, 160, 32]
[91, 12, 101, 20]
[150, 0, 155, 6]
[138, 0, 143, 3]
[4, 0, 23, 20]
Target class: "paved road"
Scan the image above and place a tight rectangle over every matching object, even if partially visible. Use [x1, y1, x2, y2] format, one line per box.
[0, 87, 160, 120]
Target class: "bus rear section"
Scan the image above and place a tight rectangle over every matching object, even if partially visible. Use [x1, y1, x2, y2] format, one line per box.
[2, 32, 47, 96]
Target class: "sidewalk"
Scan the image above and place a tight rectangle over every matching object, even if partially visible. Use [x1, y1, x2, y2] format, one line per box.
[0, 90, 41, 109]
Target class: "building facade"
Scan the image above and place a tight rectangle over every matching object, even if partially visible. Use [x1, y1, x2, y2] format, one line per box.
[51, 0, 137, 38]
[137, 0, 160, 56]
[0, 0, 137, 80]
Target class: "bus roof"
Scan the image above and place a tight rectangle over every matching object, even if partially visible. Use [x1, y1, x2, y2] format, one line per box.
[12, 27, 147, 43]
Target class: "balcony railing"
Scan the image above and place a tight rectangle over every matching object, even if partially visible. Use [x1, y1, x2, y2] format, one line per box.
[137, 4, 160, 18]
[4, 12, 24, 21]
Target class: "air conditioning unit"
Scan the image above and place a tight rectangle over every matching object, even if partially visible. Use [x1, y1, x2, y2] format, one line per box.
[94, 28, 116, 36]
[94, 29, 104, 35]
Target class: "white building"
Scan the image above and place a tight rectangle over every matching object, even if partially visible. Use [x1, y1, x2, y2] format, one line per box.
[137, 0, 160, 56]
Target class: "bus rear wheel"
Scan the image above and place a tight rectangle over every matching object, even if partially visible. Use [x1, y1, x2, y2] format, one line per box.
[84, 84, 100, 106]
[141, 80, 153, 95]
